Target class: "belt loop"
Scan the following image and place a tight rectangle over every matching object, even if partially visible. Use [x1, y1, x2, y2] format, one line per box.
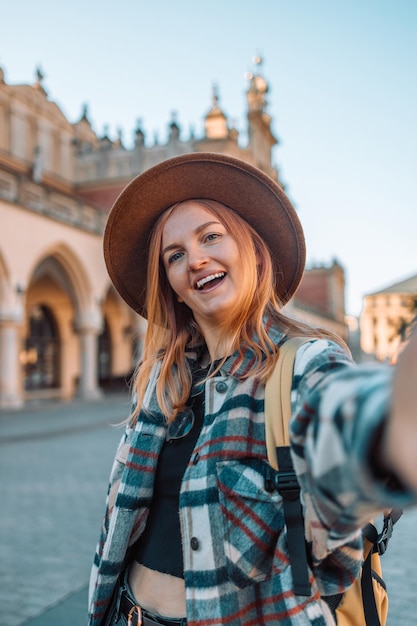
[114, 578, 127, 624]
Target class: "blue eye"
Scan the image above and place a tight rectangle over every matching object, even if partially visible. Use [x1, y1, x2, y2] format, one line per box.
[168, 251, 183, 264]
[205, 233, 220, 242]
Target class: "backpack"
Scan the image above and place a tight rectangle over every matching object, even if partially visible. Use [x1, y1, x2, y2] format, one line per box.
[264, 337, 402, 626]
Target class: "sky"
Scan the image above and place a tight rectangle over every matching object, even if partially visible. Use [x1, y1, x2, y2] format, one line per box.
[2, 0, 416, 316]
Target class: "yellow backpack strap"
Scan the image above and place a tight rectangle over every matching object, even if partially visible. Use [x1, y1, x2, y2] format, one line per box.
[264, 336, 313, 596]
[265, 337, 312, 470]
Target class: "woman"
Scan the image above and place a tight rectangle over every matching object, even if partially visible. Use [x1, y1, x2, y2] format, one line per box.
[89, 152, 417, 626]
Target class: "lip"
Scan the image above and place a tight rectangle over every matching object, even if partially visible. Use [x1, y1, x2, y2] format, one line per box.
[194, 271, 226, 291]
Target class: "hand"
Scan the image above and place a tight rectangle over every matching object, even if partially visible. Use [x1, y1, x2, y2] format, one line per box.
[384, 328, 417, 491]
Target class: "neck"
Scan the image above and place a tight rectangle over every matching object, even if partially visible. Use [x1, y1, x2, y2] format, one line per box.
[202, 331, 232, 363]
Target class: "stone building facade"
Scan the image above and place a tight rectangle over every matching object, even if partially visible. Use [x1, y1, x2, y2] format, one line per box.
[0, 61, 347, 409]
[360, 273, 417, 363]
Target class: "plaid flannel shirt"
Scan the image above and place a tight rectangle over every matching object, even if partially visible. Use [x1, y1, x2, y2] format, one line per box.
[88, 328, 415, 625]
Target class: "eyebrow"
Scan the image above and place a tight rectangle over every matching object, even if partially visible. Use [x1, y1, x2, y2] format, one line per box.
[161, 220, 222, 257]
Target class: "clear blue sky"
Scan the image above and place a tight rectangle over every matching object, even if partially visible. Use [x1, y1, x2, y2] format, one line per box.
[2, 0, 416, 316]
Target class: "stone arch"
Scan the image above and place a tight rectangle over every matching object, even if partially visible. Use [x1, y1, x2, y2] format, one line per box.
[101, 284, 140, 389]
[23, 243, 100, 399]
[29, 242, 94, 314]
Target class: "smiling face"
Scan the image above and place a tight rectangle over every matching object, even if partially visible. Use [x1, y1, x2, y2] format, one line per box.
[161, 200, 246, 339]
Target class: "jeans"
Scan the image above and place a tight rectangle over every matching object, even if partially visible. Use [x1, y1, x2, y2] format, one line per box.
[104, 571, 187, 626]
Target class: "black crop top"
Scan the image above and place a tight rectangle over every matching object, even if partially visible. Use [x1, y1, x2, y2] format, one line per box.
[134, 367, 206, 578]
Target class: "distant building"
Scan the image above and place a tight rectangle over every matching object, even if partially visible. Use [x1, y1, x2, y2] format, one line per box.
[74, 76, 280, 210]
[0, 61, 347, 409]
[360, 273, 417, 362]
[291, 259, 347, 337]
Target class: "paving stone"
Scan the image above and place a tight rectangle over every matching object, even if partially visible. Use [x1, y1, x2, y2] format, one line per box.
[0, 394, 127, 626]
[1, 395, 416, 625]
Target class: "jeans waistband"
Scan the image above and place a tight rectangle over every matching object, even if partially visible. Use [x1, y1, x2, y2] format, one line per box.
[118, 571, 187, 626]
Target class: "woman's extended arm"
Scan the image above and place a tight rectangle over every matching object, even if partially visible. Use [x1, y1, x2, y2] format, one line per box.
[383, 329, 417, 491]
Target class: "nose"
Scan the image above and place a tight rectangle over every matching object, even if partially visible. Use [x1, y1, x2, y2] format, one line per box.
[188, 244, 208, 270]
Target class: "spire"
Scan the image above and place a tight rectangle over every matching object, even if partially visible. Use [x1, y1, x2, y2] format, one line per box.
[204, 84, 228, 139]
[246, 55, 268, 113]
[245, 55, 279, 180]
[33, 65, 47, 96]
[99, 124, 112, 150]
[168, 111, 180, 141]
[211, 84, 220, 109]
[79, 103, 91, 124]
[135, 118, 145, 146]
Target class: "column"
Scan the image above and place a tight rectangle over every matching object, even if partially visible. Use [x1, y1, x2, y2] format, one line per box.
[0, 319, 24, 409]
[77, 324, 103, 400]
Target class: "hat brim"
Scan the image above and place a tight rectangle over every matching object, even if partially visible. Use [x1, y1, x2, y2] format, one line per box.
[104, 152, 305, 317]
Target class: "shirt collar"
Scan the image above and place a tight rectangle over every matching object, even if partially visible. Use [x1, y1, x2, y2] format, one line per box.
[187, 322, 286, 380]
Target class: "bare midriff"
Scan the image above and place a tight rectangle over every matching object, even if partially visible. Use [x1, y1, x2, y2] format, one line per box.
[128, 561, 186, 618]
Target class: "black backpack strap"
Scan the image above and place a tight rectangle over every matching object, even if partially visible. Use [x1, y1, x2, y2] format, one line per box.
[376, 508, 403, 555]
[361, 509, 402, 626]
[275, 445, 312, 596]
[361, 522, 381, 626]
[324, 511, 402, 624]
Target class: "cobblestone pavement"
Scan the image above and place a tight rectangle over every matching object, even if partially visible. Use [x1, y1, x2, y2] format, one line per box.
[1, 395, 416, 626]
[0, 394, 129, 626]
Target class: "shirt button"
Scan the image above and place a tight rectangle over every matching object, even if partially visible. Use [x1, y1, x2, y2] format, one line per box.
[215, 381, 228, 393]
[190, 537, 200, 551]
[192, 452, 200, 465]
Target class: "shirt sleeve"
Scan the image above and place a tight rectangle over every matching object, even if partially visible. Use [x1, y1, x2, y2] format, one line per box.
[290, 339, 416, 542]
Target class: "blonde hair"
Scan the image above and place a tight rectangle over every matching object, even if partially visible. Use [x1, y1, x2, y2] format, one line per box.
[130, 199, 341, 424]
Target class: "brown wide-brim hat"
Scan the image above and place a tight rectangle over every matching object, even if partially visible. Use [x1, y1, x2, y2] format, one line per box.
[104, 152, 305, 317]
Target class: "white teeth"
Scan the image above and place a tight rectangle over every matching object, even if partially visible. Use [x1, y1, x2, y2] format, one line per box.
[196, 272, 225, 289]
